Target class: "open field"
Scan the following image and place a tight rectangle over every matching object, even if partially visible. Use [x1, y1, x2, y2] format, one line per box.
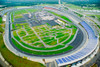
[11, 12, 14, 23]
[26, 9, 38, 13]
[93, 15, 100, 21]
[12, 22, 76, 52]
[14, 9, 28, 16]
[74, 12, 83, 17]
[12, 38, 73, 55]
[0, 26, 4, 33]
[0, 17, 4, 33]
[14, 9, 38, 19]
[87, 14, 100, 19]
[0, 17, 3, 24]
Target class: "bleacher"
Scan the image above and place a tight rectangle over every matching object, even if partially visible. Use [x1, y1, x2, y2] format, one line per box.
[56, 21, 98, 66]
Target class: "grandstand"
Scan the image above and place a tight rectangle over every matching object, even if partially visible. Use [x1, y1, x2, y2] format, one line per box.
[56, 21, 98, 67]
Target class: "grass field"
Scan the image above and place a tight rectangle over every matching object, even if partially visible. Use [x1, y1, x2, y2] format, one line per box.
[74, 12, 83, 17]
[26, 9, 38, 13]
[18, 29, 26, 37]
[94, 15, 100, 21]
[14, 9, 28, 16]
[87, 14, 100, 21]
[15, 23, 76, 46]
[11, 12, 14, 23]
[0, 26, 4, 33]
[0, 17, 3, 24]
[12, 22, 77, 53]
[13, 9, 38, 19]
[12, 38, 73, 55]
[12, 24, 16, 30]
[0, 17, 4, 33]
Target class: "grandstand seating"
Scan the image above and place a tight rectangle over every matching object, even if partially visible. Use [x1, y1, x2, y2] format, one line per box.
[56, 21, 98, 66]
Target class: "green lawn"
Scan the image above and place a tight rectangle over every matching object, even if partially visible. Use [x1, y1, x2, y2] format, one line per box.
[74, 12, 83, 17]
[12, 24, 16, 30]
[0, 34, 44, 67]
[95, 15, 100, 18]
[32, 42, 44, 47]
[87, 14, 100, 21]
[0, 26, 4, 33]
[66, 25, 77, 29]
[12, 30, 63, 50]
[18, 29, 26, 37]
[12, 25, 75, 55]
[23, 24, 34, 34]
[63, 35, 74, 44]
[33, 24, 74, 46]
[12, 22, 76, 51]
[14, 9, 28, 16]
[46, 39, 57, 46]
[12, 38, 73, 55]
[63, 29, 77, 44]
[0, 17, 3, 24]
[59, 35, 69, 43]
[11, 12, 14, 23]
[26, 9, 38, 13]
[22, 35, 40, 44]
[13, 31, 21, 41]
[0, 17, 4, 33]
[95, 15, 100, 21]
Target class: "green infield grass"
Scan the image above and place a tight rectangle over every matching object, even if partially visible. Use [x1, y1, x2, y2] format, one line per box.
[14, 9, 28, 16]
[10, 9, 78, 55]
[12, 38, 73, 55]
